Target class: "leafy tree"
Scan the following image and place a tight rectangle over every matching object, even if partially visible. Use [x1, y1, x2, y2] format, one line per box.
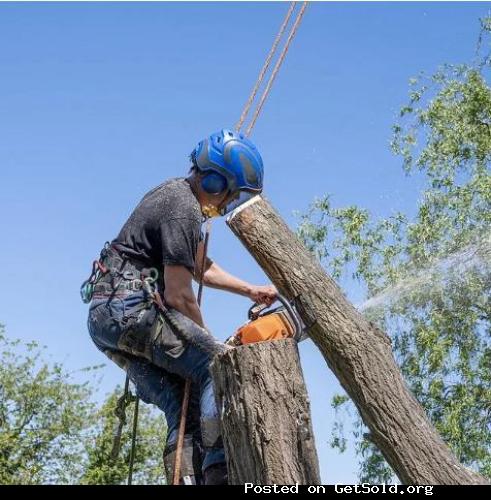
[0, 325, 95, 484]
[298, 18, 491, 482]
[81, 387, 167, 485]
[0, 324, 168, 484]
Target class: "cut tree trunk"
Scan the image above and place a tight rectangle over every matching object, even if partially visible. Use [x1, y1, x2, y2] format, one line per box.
[210, 339, 321, 485]
[225, 195, 488, 485]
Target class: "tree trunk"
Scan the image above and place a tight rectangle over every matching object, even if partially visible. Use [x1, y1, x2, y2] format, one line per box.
[225, 195, 488, 485]
[210, 339, 321, 485]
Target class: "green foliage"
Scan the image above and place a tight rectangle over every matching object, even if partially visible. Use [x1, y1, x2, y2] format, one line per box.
[298, 18, 491, 482]
[0, 325, 94, 484]
[0, 325, 167, 484]
[81, 390, 166, 485]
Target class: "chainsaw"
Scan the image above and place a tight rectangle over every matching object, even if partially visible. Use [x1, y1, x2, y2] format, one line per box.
[225, 294, 307, 347]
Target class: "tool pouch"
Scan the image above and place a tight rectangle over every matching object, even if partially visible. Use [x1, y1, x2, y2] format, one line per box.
[117, 303, 159, 361]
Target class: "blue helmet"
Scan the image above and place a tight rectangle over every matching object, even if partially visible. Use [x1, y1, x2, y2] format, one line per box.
[191, 129, 264, 215]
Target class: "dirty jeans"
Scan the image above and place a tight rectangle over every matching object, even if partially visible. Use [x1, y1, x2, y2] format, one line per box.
[87, 291, 225, 474]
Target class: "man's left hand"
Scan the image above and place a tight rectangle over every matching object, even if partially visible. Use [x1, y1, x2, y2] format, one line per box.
[248, 285, 278, 306]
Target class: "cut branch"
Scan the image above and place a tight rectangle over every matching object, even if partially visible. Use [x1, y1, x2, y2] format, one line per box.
[225, 195, 487, 485]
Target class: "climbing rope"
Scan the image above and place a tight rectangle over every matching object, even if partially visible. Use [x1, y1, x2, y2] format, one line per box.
[173, 219, 212, 485]
[110, 375, 132, 461]
[245, 2, 308, 136]
[110, 373, 139, 485]
[110, 2, 308, 486]
[171, 3, 308, 484]
[127, 396, 140, 485]
[235, 2, 296, 133]
[235, 1, 308, 137]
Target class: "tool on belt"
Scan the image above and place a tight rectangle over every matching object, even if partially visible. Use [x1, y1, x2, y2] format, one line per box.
[81, 243, 226, 358]
[225, 294, 307, 346]
[80, 244, 110, 304]
[80, 243, 160, 303]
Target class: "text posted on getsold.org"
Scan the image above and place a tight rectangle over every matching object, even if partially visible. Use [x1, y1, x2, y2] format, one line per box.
[243, 483, 435, 495]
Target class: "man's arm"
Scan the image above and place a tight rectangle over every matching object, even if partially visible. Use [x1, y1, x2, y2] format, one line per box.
[194, 242, 277, 305]
[163, 264, 204, 327]
[201, 260, 251, 296]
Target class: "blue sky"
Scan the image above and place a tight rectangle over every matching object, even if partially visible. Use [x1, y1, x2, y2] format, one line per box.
[0, 1, 488, 484]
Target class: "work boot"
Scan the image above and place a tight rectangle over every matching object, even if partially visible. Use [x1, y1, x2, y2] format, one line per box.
[203, 463, 228, 485]
[163, 436, 203, 485]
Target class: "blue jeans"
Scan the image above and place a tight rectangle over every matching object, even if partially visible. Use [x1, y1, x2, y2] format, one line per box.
[87, 291, 225, 473]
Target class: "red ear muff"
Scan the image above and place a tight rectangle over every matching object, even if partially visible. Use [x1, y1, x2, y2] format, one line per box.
[201, 172, 227, 195]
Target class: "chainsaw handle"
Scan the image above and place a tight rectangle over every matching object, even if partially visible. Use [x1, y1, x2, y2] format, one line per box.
[248, 294, 303, 341]
[247, 302, 268, 320]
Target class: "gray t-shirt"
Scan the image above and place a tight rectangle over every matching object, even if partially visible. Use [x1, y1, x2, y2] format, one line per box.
[113, 178, 203, 274]
[112, 178, 203, 358]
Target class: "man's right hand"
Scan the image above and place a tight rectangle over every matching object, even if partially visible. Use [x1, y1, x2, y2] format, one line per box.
[247, 284, 278, 306]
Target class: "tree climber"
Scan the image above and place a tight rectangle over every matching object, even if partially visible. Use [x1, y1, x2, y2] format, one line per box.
[83, 129, 277, 485]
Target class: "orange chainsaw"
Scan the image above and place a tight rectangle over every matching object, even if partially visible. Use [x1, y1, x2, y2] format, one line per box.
[225, 295, 307, 347]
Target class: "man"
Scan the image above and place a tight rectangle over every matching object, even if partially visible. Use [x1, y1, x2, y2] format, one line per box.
[85, 129, 277, 485]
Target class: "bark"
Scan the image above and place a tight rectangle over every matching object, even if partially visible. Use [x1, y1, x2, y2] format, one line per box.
[225, 195, 488, 485]
[210, 340, 321, 485]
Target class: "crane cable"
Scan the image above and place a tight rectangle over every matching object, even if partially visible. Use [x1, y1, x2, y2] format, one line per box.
[237, 1, 309, 137]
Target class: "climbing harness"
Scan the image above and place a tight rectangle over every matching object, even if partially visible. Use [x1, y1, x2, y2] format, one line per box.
[82, 244, 159, 485]
[82, 236, 221, 485]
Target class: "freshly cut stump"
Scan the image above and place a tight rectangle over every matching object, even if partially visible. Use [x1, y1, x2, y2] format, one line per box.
[211, 339, 320, 485]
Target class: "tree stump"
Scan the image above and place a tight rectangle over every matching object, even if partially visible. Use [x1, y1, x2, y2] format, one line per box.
[225, 195, 488, 485]
[210, 339, 320, 485]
